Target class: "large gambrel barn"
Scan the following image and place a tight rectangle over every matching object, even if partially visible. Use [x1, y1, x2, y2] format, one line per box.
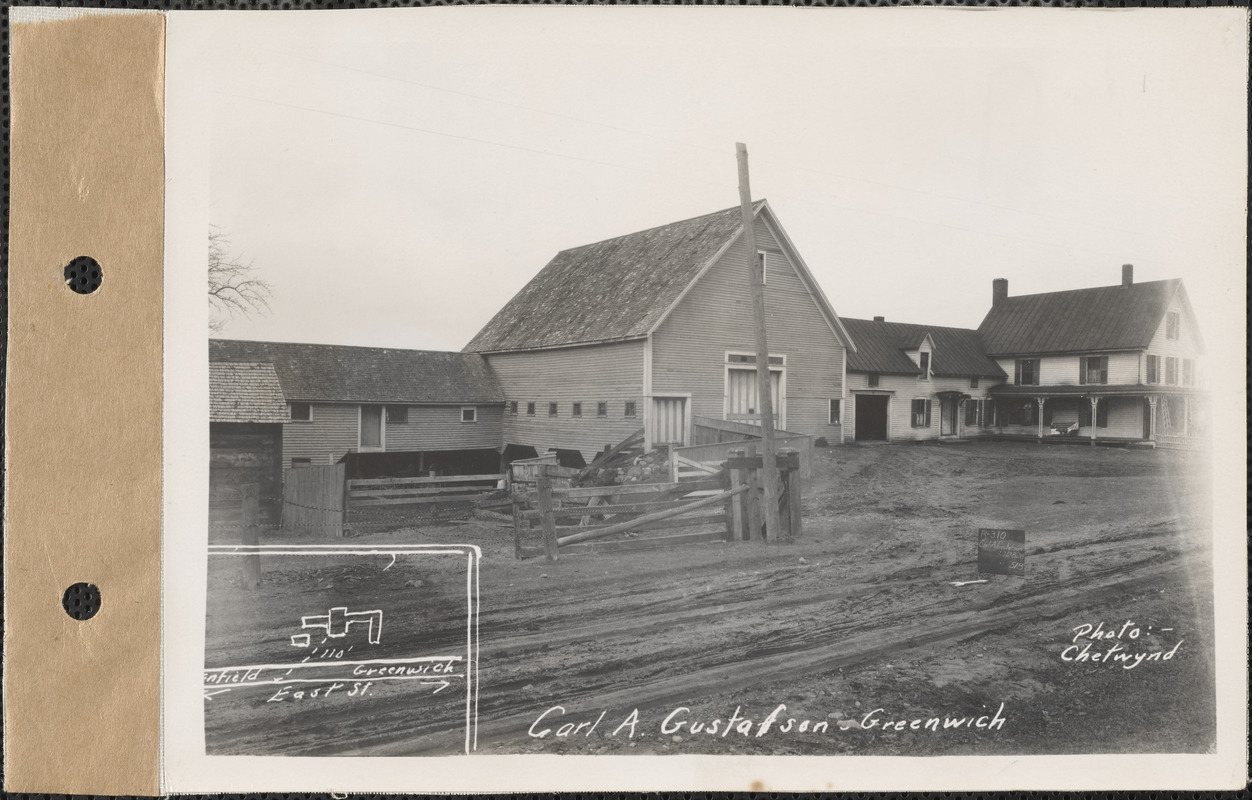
[464, 201, 856, 461]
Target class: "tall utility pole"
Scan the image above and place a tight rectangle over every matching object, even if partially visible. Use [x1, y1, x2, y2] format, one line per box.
[735, 142, 785, 543]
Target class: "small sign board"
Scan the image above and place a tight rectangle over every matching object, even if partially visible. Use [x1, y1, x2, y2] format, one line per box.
[977, 528, 1026, 576]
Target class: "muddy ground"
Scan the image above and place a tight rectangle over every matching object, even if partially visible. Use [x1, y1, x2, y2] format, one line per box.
[205, 441, 1215, 757]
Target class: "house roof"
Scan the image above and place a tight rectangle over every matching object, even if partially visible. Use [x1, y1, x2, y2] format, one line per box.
[209, 361, 290, 423]
[842, 318, 1006, 378]
[464, 202, 853, 353]
[209, 339, 504, 404]
[977, 279, 1185, 357]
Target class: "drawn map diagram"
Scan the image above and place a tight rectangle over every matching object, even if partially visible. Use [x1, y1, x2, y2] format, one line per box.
[204, 544, 479, 755]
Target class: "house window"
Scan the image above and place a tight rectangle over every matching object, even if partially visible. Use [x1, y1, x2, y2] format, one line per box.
[572, 402, 582, 417]
[1080, 356, 1108, 385]
[965, 399, 979, 426]
[386, 405, 408, 424]
[1165, 356, 1178, 385]
[1182, 359, 1194, 386]
[918, 352, 930, 380]
[1145, 355, 1159, 385]
[1015, 359, 1038, 386]
[596, 401, 608, 417]
[289, 402, 311, 422]
[867, 373, 880, 388]
[624, 401, 637, 418]
[291, 457, 312, 468]
[526, 402, 536, 416]
[548, 402, 558, 417]
[509, 401, 518, 415]
[970, 377, 979, 389]
[828, 399, 841, 425]
[910, 398, 932, 428]
[461, 407, 477, 423]
[1166, 312, 1180, 340]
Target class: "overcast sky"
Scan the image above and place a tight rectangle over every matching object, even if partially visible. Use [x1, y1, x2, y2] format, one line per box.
[201, 8, 1247, 351]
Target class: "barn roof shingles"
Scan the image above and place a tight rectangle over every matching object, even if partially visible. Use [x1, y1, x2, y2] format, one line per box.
[209, 361, 289, 423]
[209, 340, 504, 404]
[977, 279, 1182, 356]
[842, 318, 1005, 378]
[464, 203, 765, 353]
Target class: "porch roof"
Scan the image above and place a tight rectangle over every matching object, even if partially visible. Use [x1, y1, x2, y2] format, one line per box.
[988, 383, 1198, 397]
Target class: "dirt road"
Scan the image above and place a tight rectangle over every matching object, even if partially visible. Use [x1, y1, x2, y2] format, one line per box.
[206, 441, 1214, 756]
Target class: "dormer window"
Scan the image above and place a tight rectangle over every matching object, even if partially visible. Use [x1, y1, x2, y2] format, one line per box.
[918, 352, 930, 380]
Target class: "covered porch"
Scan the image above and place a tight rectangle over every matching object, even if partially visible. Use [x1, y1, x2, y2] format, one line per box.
[985, 385, 1205, 448]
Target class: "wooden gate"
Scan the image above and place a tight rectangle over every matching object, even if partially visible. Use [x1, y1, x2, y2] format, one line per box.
[282, 463, 345, 537]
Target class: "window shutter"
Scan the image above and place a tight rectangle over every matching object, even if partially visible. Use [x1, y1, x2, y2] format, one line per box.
[1078, 358, 1086, 385]
[1079, 401, 1091, 427]
[925, 399, 932, 427]
[1096, 398, 1108, 428]
[1014, 361, 1021, 385]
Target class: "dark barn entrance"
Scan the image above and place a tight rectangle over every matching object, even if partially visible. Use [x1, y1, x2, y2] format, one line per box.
[855, 395, 889, 441]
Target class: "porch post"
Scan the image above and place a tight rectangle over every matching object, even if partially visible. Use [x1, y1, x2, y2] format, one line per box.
[1035, 397, 1047, 442]
[1147, 396, 1158, 442]
[1089, 396, 1099, 446]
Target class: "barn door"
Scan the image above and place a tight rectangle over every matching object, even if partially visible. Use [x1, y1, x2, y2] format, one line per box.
[360, 404, 383, 451]
[649, 396, 688, 447]
[727, 368, 781, 427]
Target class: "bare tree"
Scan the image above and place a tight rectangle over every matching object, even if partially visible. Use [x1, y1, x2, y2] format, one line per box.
[208, 226, 273, 332]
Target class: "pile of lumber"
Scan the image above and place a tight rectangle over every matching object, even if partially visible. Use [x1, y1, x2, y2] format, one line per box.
[575, 428, 644, 486]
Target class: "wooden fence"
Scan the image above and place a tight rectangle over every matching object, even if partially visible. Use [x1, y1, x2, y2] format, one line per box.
[345, 472, 508, 531]
[512, 456, 802, 560]
[282, 463, 345, 537]
[668, 434, 813, 481]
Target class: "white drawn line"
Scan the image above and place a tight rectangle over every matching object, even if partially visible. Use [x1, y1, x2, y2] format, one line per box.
[204, 674, 465, 689]
[205, 655, 462, 673]
[208, 549, 472, 558]
[208, 545, 479, 552]
[203, 688, 233, 699]
[420, 679, 453, 694]
[384, 553, 397, 571]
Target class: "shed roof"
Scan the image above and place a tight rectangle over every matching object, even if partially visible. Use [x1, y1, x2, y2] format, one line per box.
[209, 361, 289, 423]
[977, 279, 1185, 357]
[210, 339, 504, 404]
[464, 201, 852, 353]
[842, 318, 1006, 378]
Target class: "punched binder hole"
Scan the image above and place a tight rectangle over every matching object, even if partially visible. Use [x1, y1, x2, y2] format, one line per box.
[63, 256, 102, 294]
[62, 582, 101, 620]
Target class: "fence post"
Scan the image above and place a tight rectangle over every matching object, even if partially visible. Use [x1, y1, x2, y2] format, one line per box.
[728, 448, 746, 541]
[788, 462, 803, 541]
[241, 483, 262, 589]
[512, 495, 524, 560]
[536, 464, 558, 562]
[720, 465, 735, 542]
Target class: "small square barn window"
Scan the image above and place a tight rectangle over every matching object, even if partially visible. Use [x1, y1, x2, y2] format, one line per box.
[828, 398, 841, 425]
[289, 402, 311, 422]
[526, 402, 536, 416]
[509, 400, 518, 415]
[597, 402, 608, 417]
[548, 402, 558, 417]
[867, 373, 880, 388]
[386, 405, 408, 424]
[461, 407, 477, 423]
[572, 402, 582, 417]
[624, 401, 637, 418]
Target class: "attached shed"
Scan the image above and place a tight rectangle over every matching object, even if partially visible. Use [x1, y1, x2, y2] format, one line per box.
[209, 339, 506, 473]
[209, 361, 288, 526]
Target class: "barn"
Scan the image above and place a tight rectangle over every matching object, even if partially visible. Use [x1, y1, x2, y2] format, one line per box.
[464, 201, 856, 461]
[209, 360, 288, 526]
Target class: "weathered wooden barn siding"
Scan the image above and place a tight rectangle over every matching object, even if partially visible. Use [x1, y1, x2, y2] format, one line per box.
[385, 405, 504, 452]
[844, 373, 989, 441]
[650, 217, 845, 443]
[486, 340, 645, 459]
[209, 422, 283, 522]
[994, 353, 1141, 386]
[281, 403, 358, 468]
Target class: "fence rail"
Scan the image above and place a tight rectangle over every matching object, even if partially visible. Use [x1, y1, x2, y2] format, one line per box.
[668, 435, 813, 481]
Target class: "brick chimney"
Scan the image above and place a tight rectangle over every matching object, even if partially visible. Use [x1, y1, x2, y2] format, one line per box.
[992, 278, 1008, 307]
[873, 315, 885, 323]
[1122, 263, 1133, 287]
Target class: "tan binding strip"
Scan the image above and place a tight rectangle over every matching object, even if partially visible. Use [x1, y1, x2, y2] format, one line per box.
[6, 13, 165, 795]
